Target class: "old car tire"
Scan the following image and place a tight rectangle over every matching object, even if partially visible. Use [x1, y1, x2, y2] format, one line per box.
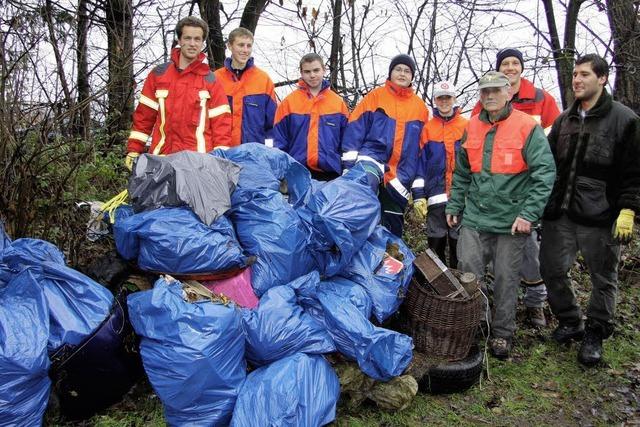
[418, 345, 484, 394]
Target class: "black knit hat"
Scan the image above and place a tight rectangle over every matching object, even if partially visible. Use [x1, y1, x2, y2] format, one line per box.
[388, 54, 416, 80]
[496, 48, 524, 70]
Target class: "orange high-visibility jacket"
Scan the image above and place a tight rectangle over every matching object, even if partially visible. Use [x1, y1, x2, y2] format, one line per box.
[342, 80, 429, 205]
[215, 58, 277, 146]
[414, 108, 469, 204]
[127, 48, 232, 155]
[273, 80, 349, 175]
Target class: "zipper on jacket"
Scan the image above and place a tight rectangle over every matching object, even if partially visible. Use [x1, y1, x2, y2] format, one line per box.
[561, 115, 585, 210]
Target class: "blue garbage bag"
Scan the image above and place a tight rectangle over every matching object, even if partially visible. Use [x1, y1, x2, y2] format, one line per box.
[3, 241, 113, 353]
[297, 175, 380, 277]
[2, 238, 66, 266]
[0, 269, 51, 427]
[340, 225, 415, 322]
[315, 288, 413, 381]
[231, 353, 340, 427]
[294, 275, 372, 322]
[213, 143, 312, 207]
[128, 277, 246, 427]
[230, 188, 316, 296]
[113, 207, 247, 274]
[242, 273, 335, 366]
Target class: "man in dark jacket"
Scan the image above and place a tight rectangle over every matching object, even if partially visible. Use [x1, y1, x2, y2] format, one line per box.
[540, 54, 640, 366]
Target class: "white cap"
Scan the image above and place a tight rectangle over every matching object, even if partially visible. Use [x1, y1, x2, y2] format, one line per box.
[433, 80, 456, 98]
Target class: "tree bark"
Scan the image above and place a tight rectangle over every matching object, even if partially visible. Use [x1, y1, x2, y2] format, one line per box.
[76, 0, 90, 139]
[329, 0, 342, 89]
[240, 0, 269, 34]
[541, 0, 584, 109]
[605, 0, 640, 114]
[199, 0, 226, 69]
[105, 0, 134, 145]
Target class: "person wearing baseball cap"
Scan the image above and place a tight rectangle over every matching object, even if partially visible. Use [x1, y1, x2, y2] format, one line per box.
[341, 54, 429, 237]
[413, 80, 468, 268]
[446, 71, 556, 359]
[473, 49, 562, 329]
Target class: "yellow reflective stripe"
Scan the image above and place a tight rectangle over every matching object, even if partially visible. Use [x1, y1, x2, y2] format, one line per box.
[129, 130, 150, 142]
[139, 94, 159, 111]
[208, 104, 231, 118]
[152, 90, 169, 155]
[195, 90, 210, 153]
[531, 115, 542, 124]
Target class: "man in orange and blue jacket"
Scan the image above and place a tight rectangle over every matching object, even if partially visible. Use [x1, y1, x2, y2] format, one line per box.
[215, 27, 277, 146]
[273, 53, 349, 181]
[342, 54, 430, 237]
[125, 16, 232, 167]
[413, 81, 468, 268]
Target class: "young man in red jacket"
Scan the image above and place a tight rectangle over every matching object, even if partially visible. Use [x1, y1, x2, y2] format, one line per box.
[472, 48, 561, 327]
[125, 16, 232, 168]
[215, 27, 277, 147]
[273, 53, 349, 181]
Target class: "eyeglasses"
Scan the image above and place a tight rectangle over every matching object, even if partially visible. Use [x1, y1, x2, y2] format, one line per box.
[393, 66, 413, 75]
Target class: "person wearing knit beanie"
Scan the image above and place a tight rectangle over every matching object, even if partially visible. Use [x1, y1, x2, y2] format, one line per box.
[496, 48, 524, 71]
[388, 54, 416, 82]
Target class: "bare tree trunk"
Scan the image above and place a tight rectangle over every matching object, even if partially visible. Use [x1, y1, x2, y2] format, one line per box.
[605, 0, 640, 114]
[240, 0, 269, 34]
[541, 0, 584, 109]
[329, 0, 342, 89]
[105, 0, 134, 145]
[76, 0, 90, 139]
[199, 0, 226, 69]
[43, 0, 74, 110]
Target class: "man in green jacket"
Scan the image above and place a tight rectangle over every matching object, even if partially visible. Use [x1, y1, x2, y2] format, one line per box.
[446, 71, 556, 359]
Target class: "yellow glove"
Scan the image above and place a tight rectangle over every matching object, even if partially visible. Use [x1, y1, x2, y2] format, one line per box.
[613, 209, 635, 243]
[413, 198, 428, 222]
[125, 152, 140, 171]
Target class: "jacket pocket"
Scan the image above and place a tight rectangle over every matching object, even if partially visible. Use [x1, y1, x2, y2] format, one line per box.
[570, 176, 610, 221]
[491, 138, 527, 174]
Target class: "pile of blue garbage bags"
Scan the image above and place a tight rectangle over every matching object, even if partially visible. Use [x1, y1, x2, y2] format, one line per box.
[0, 144, 416, 427]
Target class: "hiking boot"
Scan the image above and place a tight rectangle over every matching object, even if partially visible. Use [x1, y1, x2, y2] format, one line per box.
[526, 307, 547, 328]
[552, 322, 585, 344]
[489, 337, 511, 360]
[578, 329, 603, 366]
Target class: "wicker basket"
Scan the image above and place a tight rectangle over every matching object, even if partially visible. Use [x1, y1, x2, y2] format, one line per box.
[405, 277, 482, 361]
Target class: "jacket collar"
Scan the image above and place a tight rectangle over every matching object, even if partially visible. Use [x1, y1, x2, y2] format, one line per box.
[297, 79, 331, 97]
[568, 89, 612, 118]
[513, 77, 536, 101]
[224, 57, 255, 73]
[385, 79, 414, 98]
[170, 48, 209, 75]
[433, 106, 460, 122]
[479, 103, 513, 124]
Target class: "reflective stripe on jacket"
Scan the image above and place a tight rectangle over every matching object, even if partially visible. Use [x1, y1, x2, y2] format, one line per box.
[472, 78, 560, 132]
[414, 107, 468, 204]
[342, 80, 429, 205]
[215, 57, 277, 146]
[127, 48, 232, 154]
[273, 80, 349, 174]
[446, 106, 556, 234]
